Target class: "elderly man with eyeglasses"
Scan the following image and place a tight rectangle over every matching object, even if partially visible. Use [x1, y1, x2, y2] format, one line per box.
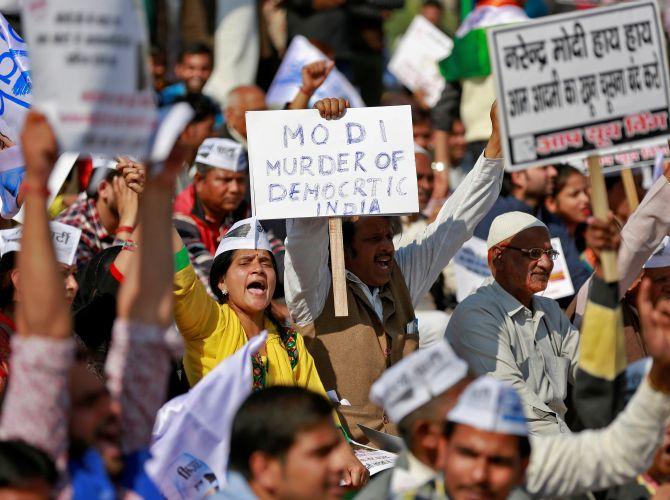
[446, 211, 581, 436]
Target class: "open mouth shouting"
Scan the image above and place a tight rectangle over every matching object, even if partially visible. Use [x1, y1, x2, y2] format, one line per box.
[246, 278, 268, 296]
[374, 253, 393, 272]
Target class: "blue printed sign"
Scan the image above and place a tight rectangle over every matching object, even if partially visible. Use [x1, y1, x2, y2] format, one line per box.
[266, 35, 364, 109]
[0, 13, 31, 142]
[246, 106, 418, 219]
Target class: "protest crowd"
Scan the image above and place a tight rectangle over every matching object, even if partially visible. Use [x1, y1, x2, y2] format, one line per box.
[1, 0, 670, 498]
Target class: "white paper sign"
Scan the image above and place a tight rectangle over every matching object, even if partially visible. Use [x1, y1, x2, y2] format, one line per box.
[266, 35, 364, 109]
[0, 220, 81, 266]
[488, 0, 670, 171]
[453, 236, 574, 302]
[388, 16, 453, 108]
[246, 106, 418, 219]
[21, 0, 157, 159]
[354, 449, 397, 476]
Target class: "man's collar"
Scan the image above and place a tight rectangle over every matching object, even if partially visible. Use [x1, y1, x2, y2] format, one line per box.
[489, 279, 527, 317]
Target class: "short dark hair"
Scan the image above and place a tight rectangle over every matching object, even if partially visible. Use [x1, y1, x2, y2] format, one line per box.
[0, 252, 16, 309]
[178, 42, 213, 63]
[228, 387, 334, 480]
[443, 422, 531, 459]
[0, 440, 58, 488]
[341, 216, 401, 260]
[411, 106, 432, 126]
[173, 93, 220, 123]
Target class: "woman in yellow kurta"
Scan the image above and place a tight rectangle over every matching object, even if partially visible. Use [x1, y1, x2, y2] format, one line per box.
[173, 217, 325, 394]
[173, 219, 326, 395]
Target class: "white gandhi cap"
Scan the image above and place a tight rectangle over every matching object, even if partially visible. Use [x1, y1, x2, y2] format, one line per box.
[369, 340, 469, 423]
[0, 221, 82, 267]
[486, 211, 548, 250]
[447, 376, 528, 437]
[196, 138, 247, 172]
[214, 217, 273, 258]
[644, 236, 670, 269]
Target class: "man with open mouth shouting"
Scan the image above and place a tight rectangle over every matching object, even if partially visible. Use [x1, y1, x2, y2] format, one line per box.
[284, 98, 505, 443]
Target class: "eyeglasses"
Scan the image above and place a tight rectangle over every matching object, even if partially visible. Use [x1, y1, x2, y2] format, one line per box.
[504, 246, 560, 261]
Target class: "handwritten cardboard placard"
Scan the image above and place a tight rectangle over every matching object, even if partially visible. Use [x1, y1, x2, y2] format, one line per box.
[21, 0, 157, 159]
[453, 236, 574, 302]
[488, 0, 670, 171]
[388, 16, 453, 108]
[266, 35, 364, 109]
[246, 106, 418, 220]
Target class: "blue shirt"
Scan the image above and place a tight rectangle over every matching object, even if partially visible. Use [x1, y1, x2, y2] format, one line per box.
[158, 83, 224, 129]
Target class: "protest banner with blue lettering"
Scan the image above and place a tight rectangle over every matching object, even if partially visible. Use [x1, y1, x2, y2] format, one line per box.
[0, 13, 31, 143]
[21, 0, 157, 159]
[266, 35, 364, 109]
[488, 0, 670, 171]
[0, 145, 24, 218]
[246, 106, 418, 220]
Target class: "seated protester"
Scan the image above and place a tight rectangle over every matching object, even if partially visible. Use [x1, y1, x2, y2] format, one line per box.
[447, 212, 583, 435]
[0, 440, 58, 497]
[285, 100, 505, 442]
[0, 111, 177, 496]
[0, 222, 80, 393]
[473, 164, 591, 305]
[360, 262, 670, 499]
[173, 138, 250, 285]
[543, 165, 591, 264]
[56, 160, 138, 273]
[438, 377, 530, 500]
[394, 146, 452, 347]
[217, 386, 355, 500]
[357, 342, 471, 500]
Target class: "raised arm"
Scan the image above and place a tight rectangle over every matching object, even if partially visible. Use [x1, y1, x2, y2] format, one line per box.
[105, 146, 186, 454]
[395, 103, 504, 305]
[284, 98, 348, 326]
[0, 112, 72, 465]
[527, 280, 670, 497]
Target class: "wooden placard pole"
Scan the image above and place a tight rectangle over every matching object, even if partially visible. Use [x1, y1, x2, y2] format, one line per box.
[620, 167, 640, 212]
[329, 217, 349, 317]
[587, 155, 619, 283]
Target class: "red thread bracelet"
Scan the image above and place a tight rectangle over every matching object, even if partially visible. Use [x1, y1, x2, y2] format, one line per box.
[298, 86, 312, 97]
[115, 225, 135, 234]
[21, 183, 50, 198]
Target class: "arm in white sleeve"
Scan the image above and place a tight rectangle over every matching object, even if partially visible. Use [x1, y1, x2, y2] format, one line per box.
[526, 378, 670, 497]
[572, 175, 670, 326]
[284, 218, 332, 326]
[395, 153, 503, 305]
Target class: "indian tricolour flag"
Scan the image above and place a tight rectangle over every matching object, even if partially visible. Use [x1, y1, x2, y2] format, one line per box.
[440, 1, 529, 81]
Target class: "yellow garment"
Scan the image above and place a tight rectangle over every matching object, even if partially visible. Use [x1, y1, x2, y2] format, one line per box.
[174, 262, 328, 399]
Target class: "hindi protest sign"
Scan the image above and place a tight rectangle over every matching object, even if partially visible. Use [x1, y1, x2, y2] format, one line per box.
[266, 35, 364, 109]
[246, 106, 418, 220]
[0, 13, 31, 143]
[453, 236, 573, 302]
[388, 16, 453, 108]
[21, 0, 157, 159]
[354, 448, 397, 476]
[488, 0, 670, 170]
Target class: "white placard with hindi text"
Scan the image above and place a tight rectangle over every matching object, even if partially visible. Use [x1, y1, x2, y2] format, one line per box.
[354, 449, 397, 476]
[388, 16, 453, 108]
[266, 35, 364, 109]
[488, 0, 670, 171]
[453, 236, 574, 302]
[21, 0, 157, 159]
[246, 106, 419, 219]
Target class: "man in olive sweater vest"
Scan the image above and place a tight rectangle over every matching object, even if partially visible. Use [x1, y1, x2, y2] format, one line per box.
[284, 100, 505, 441]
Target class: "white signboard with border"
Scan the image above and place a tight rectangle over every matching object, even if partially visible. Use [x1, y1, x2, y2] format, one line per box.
[388, 15, 453, 108]
[246, 106, 418, 220]
[488, 0, 670, 171]
[21, 0, 157, 159]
